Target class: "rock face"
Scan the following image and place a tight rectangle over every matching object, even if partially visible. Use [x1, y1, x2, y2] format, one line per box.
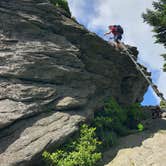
[108, 132, 166, 166]
[0, 1, 148, 165]
[105, 118, 166, 166]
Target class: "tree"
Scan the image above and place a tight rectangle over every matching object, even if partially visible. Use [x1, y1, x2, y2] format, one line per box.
[142, 0, 166, 71]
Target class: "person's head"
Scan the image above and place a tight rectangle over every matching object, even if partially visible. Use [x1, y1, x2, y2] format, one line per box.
[109, 25, 114, 30]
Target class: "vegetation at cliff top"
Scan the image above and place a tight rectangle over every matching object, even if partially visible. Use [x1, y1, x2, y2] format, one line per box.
[43, 98, 147, 166]
[142, 0, 166, 71]
[49, 0, 71, 15]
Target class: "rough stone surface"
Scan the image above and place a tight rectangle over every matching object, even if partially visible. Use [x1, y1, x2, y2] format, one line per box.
[0, 1, 149, 165]
[104, 118, 166, 166]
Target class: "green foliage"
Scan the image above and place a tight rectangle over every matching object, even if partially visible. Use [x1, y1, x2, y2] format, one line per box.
[160, 99, 166, 109]
[142, 0, 166, 46]
[92, 98, 145, 148]
[49, 0, 71, 15]
[43, 98, 147, 165]
[137, 123, 144, 132]
[164, 62, 166, 71]
[124, 103, 145, 129]
[42, 124, 102, 166]
[142, 0, 166, 71]
[162, 54, 166, 71]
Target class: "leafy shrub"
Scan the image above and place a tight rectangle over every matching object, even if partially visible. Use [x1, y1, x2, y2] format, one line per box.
[42, 124, 102, 166]
[49, 0, 71, 15]
[92, 98, 145, 148]
[43, 98, 147, 165]
[137, 123, 144, 132]
[124, 103, 145, 129]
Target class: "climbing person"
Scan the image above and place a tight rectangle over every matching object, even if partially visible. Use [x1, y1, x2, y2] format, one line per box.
[104, 25, 124, 50]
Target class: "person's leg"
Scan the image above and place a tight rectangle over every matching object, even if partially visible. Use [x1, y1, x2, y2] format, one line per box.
[109, 41, 116, 47]
[114, 35, 119, 49]
[108, 36, 117, 48]
[116, 35, 123, 50]
[118, 42, 125, 50]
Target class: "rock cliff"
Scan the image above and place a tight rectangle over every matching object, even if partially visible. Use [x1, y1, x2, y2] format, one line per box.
[0, 1, 149, 165]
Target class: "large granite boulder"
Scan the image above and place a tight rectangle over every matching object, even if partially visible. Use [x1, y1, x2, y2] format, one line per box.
[0, 0, 148, 165]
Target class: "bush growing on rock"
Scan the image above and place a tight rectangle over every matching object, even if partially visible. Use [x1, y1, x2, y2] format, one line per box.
[92, 98, 145, 148]
[42, 124, 102, 166]
[43, 98, 147, 165]
[124, 103, 146, 129]
[137, 123, 144, 132]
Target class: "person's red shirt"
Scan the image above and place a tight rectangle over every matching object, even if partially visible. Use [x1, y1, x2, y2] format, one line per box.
[109, 26, 118, 35]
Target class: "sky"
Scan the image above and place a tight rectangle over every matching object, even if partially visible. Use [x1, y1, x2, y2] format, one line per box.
[68, 0, 166, 105]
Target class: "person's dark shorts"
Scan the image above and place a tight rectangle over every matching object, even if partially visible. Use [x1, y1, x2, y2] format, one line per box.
[114, 34, 122, 43]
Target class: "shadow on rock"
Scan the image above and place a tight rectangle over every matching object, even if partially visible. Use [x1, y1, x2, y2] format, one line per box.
[101, 118, 166, 165]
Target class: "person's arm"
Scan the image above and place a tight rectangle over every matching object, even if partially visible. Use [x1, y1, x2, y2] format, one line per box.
[104, 31, 111, 36]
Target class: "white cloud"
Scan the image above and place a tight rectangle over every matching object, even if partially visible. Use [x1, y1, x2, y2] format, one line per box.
[68, 0, 166, 103]
[68, 0, 85, 19]
[68, 0, 96, 24]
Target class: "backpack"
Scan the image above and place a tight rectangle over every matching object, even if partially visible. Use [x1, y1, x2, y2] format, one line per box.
[116, 25, 124, 34]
